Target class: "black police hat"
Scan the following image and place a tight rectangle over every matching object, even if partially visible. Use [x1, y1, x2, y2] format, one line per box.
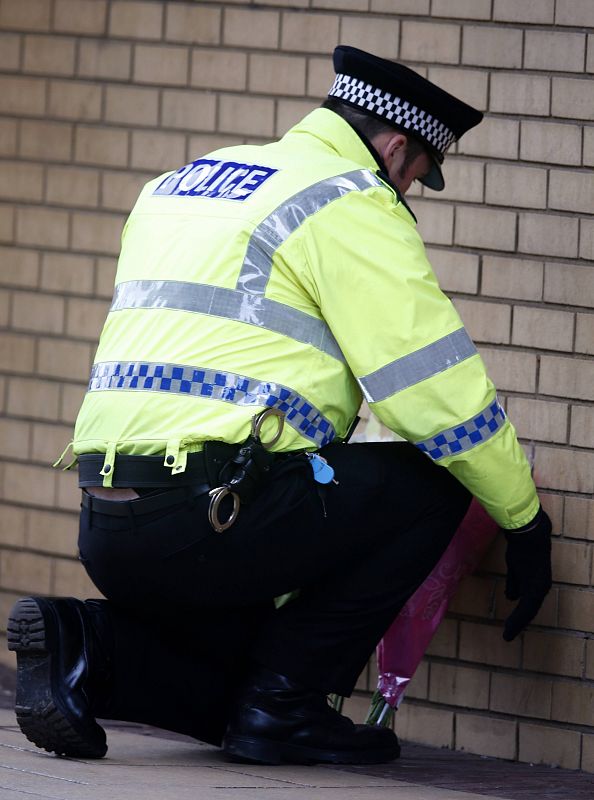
[329, 46, 483, 191]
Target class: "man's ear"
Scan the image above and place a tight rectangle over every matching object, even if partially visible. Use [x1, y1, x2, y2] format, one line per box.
[381, 133, 408, 164]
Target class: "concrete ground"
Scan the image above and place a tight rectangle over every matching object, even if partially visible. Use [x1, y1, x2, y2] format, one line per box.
[2, 708, 594, 800]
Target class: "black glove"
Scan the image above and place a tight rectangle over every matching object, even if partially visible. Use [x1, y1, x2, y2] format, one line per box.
[503, 507, 552, 642]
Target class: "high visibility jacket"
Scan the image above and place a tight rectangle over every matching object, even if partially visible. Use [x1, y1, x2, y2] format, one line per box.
[73, 108, 539, 529]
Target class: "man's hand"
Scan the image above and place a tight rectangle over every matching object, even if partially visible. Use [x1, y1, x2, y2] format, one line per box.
[503, 507, 552, 642]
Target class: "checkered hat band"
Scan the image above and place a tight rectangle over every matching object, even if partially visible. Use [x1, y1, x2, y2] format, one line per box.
[415, 399, 506, 461]
[89, 360, 336, 448]
[329, 73, 456, 156]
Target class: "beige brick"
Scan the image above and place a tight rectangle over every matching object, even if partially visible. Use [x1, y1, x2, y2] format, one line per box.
[258, 0, 308, 6]
[549, 169, 594, 215]
[71, 212, 124, 256]
[188, 134, 243, 161]
[455, 206, 516, 252]
[191, 49, 246, 91]
[46, 166, 100, 209]
[0, 550, 51, 594]
[524, 631, 585, 678]
[588, 640, 594, 678]
[459, 621, 520, 668]
[339, 15, 399, 60]
[66, 297, 109, 340]
[544, 263, 594, 308]
[433, 0, 491, 19]
[101, 171, 147, 213]
[281, 11, 338, 54]
[519, 723, 580, 770]
[53, 556, 103, 597]
[571, 404, 594, 450]
[525, 30, 585, 73]
[105, 85, 159, 127]
[512, 306, 574, 352]
[109, 1, 163, 40]
[30, 421, 73, 466]
[453, 298, 511, 345]
[491, 74, 550, 117]
[61, 382, 87, 425]
[0, 418, 30, 461]
[486, 163, 547, 210]
[556, 0, 594, 26]
[95, 257, 118, 299]
[54, 0, 107, 35]
[565, 496, 594, 542]
[414, 199, 454, 246]
[552, 680, 594, 725]
[2, 462, 55, 509]
[75, 126, 129, 167]
[165, 3, 221, 45]
[584, 734, 594, 772]
[427, 67, 487, 112]
[540, 356, 594, 402]
[520, 120, 581, 167]
[27, 508, 78, 557]
[0, 204, 14, 243]
[0, 119, 17, 156]
[0, 504, 26, 548]
[0, 162, 44, 202]
[588, 34, 594, 74]
[0, 246, 39, 288]
[404, 659, 429, 700]
[491, 673, 552, 719]
[437, 159, 484, 204]
[483, 256, 543, 302]
[0, 288, 8, 326]
[426, 247, 478, 295]
[161, 88, 216, 132]
[134, 43, 188, 86]
[506, 397, 568, 445]
[249, 54, 305, 96]
[456, 714, 516, 760]
[307, 56, 335, 98]
[11, 291, 65, 335]
[37, 338, 92, 382]
[78, 39, 131, 81]
[225, 8, 279, 49]
[16, 207, 69, 249]
[23, 34, 75, 76]
[0, 0, 50, 30]
[559, 588, 594, 632]
[449, 575, 496, 618]
[552, 77, 594, 121]
[40, 252, 94, 295]
[276, 98, 317, 137]
[0, 32, 20, 70]
[533, 444, 594, 494]
[553, 539, 591, 585]
[7, 377, 60, 420]
[0, 75, 46, 116]
[48, 79, 102, 121]
[55, 468, 81, 512]
[581, 218, 594, 260]
[583, 127, 594, 167]
[400, 21, 460, 64]
[426, 618, 457, 658]
[131, 130, 186, 172]
[312, 0, 366, 8]
[20, 120, 73, 161]
[396, 703, 454, 748]
[463, 25, 522, 69]
[494, 0, 554, 23]
[519, 213, 578, 259]
[576, 315, 594, 357]
[371, 0, 429, 11]
[481, 348, 537, 394]
[220, 94, 275, 138]
[458, 117, 519, 160]
[429, 663, 489, 709]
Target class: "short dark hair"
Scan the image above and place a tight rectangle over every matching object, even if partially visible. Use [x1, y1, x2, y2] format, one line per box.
[321, 97, 427, 169]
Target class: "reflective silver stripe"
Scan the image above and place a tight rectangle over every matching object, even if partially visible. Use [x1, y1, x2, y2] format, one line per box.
[357, 328, 478, 403]
[111, 280, 346, 363]
[236, 169, 382, 295]
[415, 399, 506, 461]
[89, 360, 336, 448]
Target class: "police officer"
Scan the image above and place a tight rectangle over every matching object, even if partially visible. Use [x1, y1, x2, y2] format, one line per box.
[9, 47, 552, 765]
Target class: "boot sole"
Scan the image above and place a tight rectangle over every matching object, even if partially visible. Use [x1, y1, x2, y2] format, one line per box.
[7, 597, 107, 759]
[223, 733, 401, 766]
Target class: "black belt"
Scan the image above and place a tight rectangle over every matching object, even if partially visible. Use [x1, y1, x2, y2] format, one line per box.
[81, 483, 211, 517]
[78, 452, 211, 488]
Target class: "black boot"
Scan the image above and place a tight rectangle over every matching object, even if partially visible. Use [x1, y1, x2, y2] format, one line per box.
[7, 596, 111, 758]
[223, 667, 400, 765]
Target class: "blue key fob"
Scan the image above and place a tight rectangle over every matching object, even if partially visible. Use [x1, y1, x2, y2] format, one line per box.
[308, 453, 335, 484]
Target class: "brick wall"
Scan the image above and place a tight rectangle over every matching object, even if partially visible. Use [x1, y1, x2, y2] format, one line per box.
[1, 0, 593, 771]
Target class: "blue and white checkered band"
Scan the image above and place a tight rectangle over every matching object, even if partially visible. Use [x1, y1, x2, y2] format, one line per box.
[89, 361, 336, 448]
[329, 73, 456, 157]
[415, 399, 506, 461]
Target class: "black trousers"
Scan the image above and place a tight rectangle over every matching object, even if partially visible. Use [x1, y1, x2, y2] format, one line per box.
[78, 442, 471, 744]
